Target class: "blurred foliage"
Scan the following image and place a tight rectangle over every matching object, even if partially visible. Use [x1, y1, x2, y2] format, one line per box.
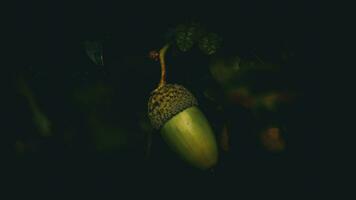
[209, 54, 296, 114]
[175, 22, 222, 55]
[72, 82, 114, 111]
[175, 23, 202, 52]
[17, 76, 52, 137]
[219, 123, 229, 152]
[89, 115, 127, 152]
[209, 56, 241, 86]
[209, 56, 281, 88]
[10, 20, 306, 178]
[6, 2, 324, 194]
[198, 33, 222, 55]
[260, 127, 286, 152]
[84, 40, 104, 66]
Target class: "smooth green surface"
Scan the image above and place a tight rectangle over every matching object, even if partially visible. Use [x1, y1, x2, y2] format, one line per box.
[161, 106, 218, 170]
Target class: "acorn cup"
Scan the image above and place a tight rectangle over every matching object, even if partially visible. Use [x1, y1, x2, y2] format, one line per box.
[148, 44, 218, 170]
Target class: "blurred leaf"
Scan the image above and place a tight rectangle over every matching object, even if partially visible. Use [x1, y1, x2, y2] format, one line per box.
[260, 127, 286, 152]
[226, 85, 295, 111]
[198, 33, 222, 55]
[210, 56, 241, 86]
[227, 86, 256, 108]
[174, 22, 222, 55]
[175, 23, 204, 52]
[73, 83, 113, 110]
[32, 110, 52, 137]
[220, 123, 229, 152]
[89, 116, 127, 152]
[84, 40, 104, 66]
[256, 93, 280, 111]
[17, 76, 52, 137]
[254, 92, 296, 111]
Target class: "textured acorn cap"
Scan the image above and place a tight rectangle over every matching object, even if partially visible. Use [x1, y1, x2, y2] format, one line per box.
[148, 84, 198, 129]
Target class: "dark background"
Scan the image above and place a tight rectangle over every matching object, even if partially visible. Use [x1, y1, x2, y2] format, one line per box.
[4, 1, 329, 198]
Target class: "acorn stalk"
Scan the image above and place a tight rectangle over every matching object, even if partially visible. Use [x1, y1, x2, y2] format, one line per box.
[148, 44, 218, 170]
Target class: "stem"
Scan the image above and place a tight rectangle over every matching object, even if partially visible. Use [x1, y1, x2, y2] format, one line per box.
[158, 44, 170, 88]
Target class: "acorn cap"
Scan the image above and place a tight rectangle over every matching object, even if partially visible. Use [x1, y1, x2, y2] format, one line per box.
[148, 84, 198, 129]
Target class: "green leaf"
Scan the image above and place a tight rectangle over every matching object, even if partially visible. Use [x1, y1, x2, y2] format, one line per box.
[199, 33, 222, 55]
[175, 23, 204, 52]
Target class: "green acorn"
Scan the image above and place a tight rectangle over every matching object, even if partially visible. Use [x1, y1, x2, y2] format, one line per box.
[148, 44, 218, 170]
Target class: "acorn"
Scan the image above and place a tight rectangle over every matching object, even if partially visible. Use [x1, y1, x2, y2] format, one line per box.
[148, 44, 218, 170]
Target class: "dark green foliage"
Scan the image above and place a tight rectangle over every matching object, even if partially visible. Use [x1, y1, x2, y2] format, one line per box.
[174, 22, 221, 55]
[175, 23, 200, 52]
[199, 33, 222, 55]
